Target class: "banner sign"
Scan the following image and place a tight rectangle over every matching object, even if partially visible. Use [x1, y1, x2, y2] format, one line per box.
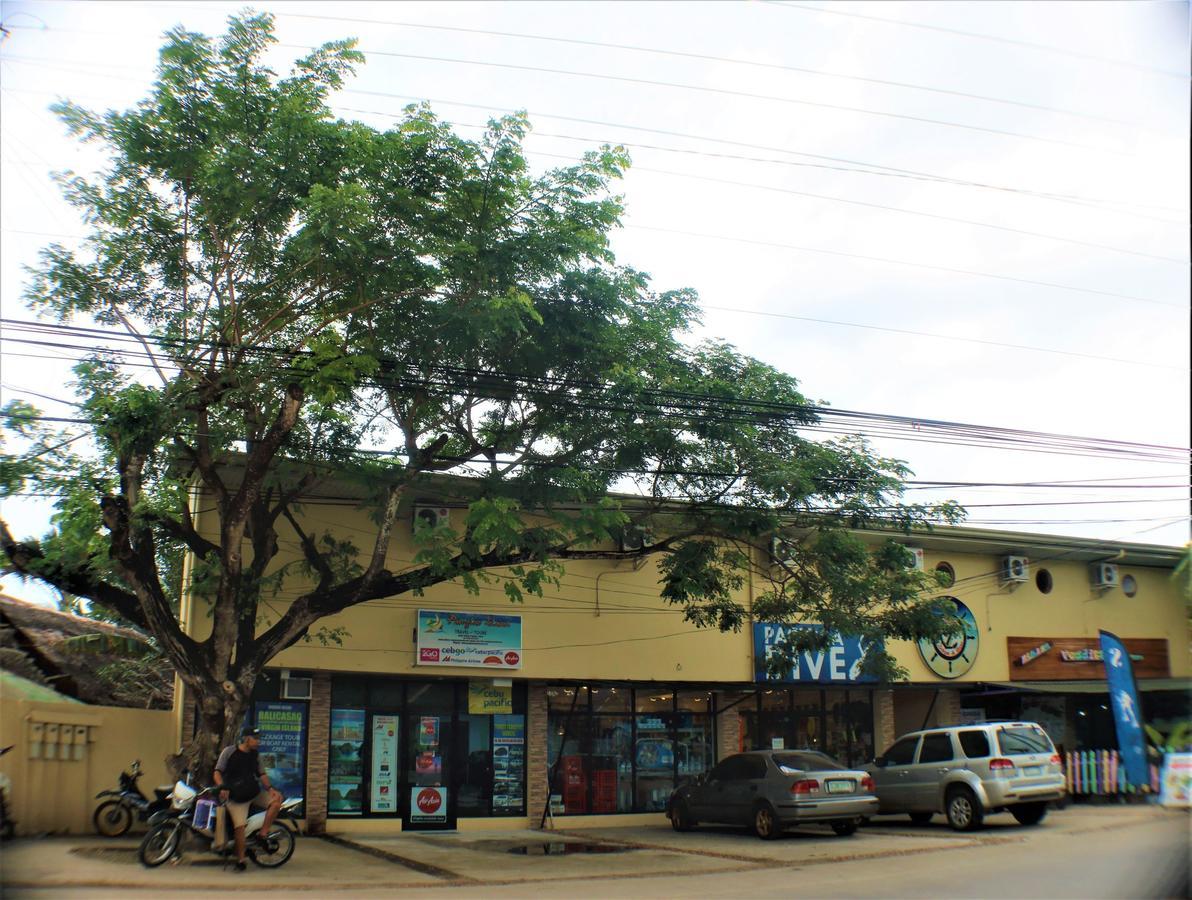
[468, 681, 513, 714]
[1099, 630, 1150, 789]
[253, 701, 307, 802]
[753, 623, 878, 683]
[493, 714, 526, 811]
[1007, 636, 1168, 681]
[370, 715, 399, 813]
[411, 786, 448, 824]
[416, 609, 523, 669]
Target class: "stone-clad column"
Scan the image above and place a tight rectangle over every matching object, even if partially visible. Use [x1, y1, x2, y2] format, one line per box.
[526, 682, 549, 829]
[304, 672, 331, 833]
[874, 688, 896, 755]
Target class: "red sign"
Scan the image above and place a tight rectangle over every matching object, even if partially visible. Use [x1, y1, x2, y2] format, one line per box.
[416, 788, 442, 815]
[419, 648, 440, 663]
[504, 651, 520, 666]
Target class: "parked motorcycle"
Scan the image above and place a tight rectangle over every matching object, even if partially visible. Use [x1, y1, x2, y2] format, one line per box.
[0, 745, 15, 841]
[92, 759, 173, 837]
[139, 778, 300, 868]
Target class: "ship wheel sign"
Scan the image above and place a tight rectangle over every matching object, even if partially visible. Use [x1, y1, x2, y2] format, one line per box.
[917, 596, 980, 679]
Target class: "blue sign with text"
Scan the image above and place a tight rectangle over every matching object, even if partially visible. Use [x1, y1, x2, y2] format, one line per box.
[1099, 630, 1150, 789]
[753, 623, 878, 683]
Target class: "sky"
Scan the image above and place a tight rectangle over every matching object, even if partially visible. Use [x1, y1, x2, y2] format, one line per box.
[0, 1, 1189, 606]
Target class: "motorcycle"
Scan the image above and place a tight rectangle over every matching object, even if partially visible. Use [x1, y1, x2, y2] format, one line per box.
[0, 745, 15, 841]
[139, 778, 300, 868]
[92, 759, 173, 837]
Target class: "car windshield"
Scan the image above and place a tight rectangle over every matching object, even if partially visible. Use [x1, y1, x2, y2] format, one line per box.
[774, 751, 846, 773]
[997, 726, 1052, 755]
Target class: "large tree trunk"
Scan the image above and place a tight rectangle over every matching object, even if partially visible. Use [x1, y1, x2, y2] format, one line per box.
[166, 676, 255, 785]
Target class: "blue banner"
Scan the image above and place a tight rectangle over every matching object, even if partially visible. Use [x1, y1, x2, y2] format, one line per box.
[753, 623, 877, 683]
[1099, 630, 1149, 789]
[254, 701, 307, 801]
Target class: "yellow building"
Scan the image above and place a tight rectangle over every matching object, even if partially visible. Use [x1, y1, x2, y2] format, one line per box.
[177, 488, 1189, 833]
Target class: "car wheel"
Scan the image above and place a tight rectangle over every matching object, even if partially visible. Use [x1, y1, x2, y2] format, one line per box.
[1010, 802, 1048, 826]
[752, 802, 781, 840]
[831, 821, 858, 837]
[945, 786, 983, 832]
[670, 800, 696, 832]
[909, 812, 933, 825]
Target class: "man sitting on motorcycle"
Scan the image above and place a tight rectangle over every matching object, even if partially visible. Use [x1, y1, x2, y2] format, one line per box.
[213, 727, 282, 871]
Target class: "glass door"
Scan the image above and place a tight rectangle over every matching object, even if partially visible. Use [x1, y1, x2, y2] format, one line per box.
[404, 683, 456, 830]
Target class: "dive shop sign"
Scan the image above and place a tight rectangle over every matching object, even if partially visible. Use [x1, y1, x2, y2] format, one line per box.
[1007, 636, 1169, 681]
[753, 623, 878, 683]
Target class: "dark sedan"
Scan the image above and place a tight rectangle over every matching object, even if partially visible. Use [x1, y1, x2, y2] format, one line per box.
[667, 749, 879, 839]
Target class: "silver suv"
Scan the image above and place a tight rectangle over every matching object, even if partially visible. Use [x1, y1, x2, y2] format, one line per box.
[866, 721, 1065, 831]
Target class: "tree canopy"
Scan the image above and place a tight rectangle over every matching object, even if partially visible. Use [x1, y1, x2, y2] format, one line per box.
[0, 13, 961, 772]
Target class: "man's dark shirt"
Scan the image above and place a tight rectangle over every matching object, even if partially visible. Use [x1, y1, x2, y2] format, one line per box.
[215, 745, 263, 799]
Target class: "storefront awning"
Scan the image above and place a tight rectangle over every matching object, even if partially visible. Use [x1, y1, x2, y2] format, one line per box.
[985, 678, 1190, 694]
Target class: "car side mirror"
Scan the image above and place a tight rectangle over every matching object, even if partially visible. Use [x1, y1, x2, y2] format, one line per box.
[873, 756, 886, 768]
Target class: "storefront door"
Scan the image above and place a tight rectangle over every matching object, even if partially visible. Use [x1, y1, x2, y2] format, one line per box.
[404, 684, 457, 830]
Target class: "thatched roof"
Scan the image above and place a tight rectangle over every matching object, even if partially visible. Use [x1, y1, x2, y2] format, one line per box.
[0, 595, 174, 709]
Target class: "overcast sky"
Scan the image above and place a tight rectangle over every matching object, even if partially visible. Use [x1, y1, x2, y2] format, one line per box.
[1, 1, 1188, 606]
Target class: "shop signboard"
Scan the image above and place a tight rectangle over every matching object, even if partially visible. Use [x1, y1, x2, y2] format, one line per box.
[468, 681, 513, 714]
[753, 623, 878, 683]
[416, 609, 523, 669]
[370, 715, 398, 813]
[1007, 636, 1169, 681]
[493, 714, 525, 811]
[916, 597, 979, 679]
[410, 786, 448, 824]
[253, 701, 306, 802]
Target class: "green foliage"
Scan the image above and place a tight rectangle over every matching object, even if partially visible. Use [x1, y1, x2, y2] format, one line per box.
[0, 12, 966, 747]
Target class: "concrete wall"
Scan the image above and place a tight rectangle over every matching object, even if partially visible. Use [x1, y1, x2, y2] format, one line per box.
[0, 700, 178, 835]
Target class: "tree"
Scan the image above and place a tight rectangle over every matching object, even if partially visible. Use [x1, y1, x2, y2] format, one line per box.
[0, 13, 961, 778]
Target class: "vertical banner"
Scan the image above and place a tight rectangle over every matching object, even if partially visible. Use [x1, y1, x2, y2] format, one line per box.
[254, 701, 307, 801]
[492, 714, 525, 812]
[1099, 630, 1149, 789]
[329, 709, 366, 815]
[370, 715, 399, 813]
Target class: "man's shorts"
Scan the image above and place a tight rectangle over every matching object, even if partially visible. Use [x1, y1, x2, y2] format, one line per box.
[225, 789, 274, 828]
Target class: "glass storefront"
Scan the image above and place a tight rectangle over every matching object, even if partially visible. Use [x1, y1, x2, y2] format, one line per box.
[546, 685, 715, 814]
[738, 687, 874, 767]
[329, 676, 526, 824]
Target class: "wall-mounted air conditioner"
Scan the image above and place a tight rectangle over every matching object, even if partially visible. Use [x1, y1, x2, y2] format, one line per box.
[1001, 555, 1029, 585]
[1091, 563, 1119, 591]
[770, 535, 797, 568]
[906, 547, 925, 571]
[280, 676, 312, 700]
[413, 506, 450, 532]
[619, 525, 651, 553]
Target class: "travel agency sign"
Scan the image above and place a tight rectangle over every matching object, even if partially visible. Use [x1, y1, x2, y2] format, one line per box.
[416, 609, 523, 669]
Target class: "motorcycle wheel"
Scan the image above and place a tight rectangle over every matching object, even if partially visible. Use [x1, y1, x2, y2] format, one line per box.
[248, 825, 295, 868]
[93, 800, 134, 837]
[138, 822, 181, 867]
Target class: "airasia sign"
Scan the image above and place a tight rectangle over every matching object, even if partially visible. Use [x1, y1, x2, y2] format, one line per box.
[410, 786, 447, 823]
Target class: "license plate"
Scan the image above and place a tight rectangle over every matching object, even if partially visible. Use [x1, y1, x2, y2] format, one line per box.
[1023, 766, 1041, 776]
[825, 779, 854, 794]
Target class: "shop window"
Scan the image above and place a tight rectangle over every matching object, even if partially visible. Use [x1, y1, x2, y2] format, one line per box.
[332, 677, 367, 707]
[636, 690, 674, 713]
[824, 689, 874, 767]
[675, 692, 714, 778]
[456, 714, 492, 817]
[546, 685, 588, 712]
[590, 685, 629, 713]
[368, 679, 403, 708]
[591, 715, 633, 812]
[635, 705, 674, 811]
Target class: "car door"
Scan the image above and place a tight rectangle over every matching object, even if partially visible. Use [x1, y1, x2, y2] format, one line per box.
[724, 754, 768, 824]
[906, 732, 957, 811]
[692, 756, 743, 823]
[871, 735, 920, 813]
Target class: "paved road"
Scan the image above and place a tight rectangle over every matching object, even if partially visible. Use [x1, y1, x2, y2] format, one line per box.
[6, 806, 1188, 899]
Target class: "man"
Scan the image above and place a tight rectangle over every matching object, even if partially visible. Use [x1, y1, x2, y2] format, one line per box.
[213, 726, 283, 871]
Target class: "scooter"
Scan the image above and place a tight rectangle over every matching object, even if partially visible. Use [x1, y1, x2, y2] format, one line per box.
[92, 759, 174, 837]
[139, 778, 300, 868]
[0, 746, 15, 841]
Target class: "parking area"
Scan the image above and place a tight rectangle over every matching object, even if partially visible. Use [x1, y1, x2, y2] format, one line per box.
[0, 804, 1171, 895]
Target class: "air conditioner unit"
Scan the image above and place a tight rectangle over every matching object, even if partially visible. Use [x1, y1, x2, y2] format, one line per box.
[1091, 563, 1119, 590]
[619, 525, 651, 553]
[770, 535, 797, 568]
[413, 506, 450, 532]
[1001, 555, 1029, 584]
[280, 676, 312, 700]
[906, 547, 925, 571]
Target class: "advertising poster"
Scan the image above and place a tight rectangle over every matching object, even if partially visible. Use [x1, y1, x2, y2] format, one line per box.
[1159, 753, 1192, 807]
[753, 623, 880, 683]
[254, 701, 307, 801]
[370, 715, 399, 814]
[419, 716, 440, 748]
[411, 786, 448, 824]
[493, 714, 525, 811]
[417, 609, 523, 669]
[329, 709, 365, 815]
[469, 681, 513, 714]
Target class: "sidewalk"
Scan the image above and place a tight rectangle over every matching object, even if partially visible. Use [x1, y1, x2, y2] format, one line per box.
[0, 804, 1178, 895]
